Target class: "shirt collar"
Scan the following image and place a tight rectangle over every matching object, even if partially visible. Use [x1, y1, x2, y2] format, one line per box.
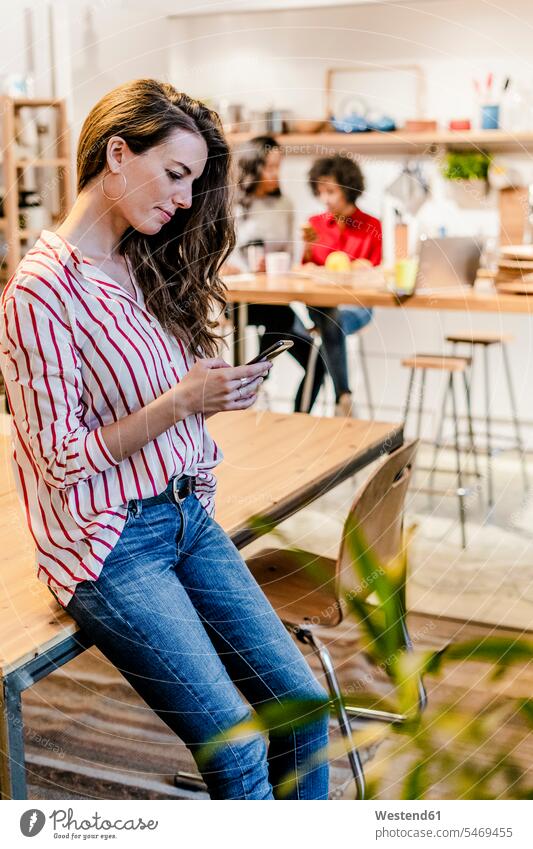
[38, 229, 84, 272]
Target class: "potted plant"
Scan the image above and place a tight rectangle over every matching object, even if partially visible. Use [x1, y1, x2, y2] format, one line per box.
[441, 150, 493, 207]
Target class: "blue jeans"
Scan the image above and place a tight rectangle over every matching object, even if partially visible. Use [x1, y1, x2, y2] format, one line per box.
[308, 307, 350, 400]
[65, 491, 330, 800]
[340, 306, 374, 336]
[308, 307, 374, 401]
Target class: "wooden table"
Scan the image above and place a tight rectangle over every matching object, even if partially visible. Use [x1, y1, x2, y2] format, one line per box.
[224, 272, 533, 362]
[0, 410, 402, 798]
[225, 271, 533, 313]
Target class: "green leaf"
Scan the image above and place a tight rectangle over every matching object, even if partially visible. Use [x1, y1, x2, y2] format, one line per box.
[197, 697, 330, 769]
[424, 637, 533, 678]
[402, 760, 429, 800]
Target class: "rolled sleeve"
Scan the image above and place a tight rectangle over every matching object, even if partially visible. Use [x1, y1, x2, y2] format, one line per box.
[0, 278, 120, 489]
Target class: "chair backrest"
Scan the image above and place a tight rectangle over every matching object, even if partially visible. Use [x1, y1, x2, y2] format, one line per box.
[335, 439, 418, 604]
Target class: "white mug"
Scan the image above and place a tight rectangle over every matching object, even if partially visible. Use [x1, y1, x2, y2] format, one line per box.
[265, 251, 291, 275]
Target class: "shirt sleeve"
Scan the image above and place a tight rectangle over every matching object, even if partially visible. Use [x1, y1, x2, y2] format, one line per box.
[0, 277, 121, 490]
[194, 416, 222, 517]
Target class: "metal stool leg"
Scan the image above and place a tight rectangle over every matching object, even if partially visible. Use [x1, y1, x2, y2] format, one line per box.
[357, 335, 374, 418]
[402, 368, 416, 430]
[415, 369, 426, 441]
[429, 380, 451, 500]
[300, 333, 322, 413]
[462, 369, 482, 501]
[299, 628, 365, 799]
[501, 343, 529, 495]
[483, 345, 494, 511]
[450, 372, 467, 548]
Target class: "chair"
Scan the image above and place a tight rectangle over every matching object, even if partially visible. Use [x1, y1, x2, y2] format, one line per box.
[245, 440, 427, 799]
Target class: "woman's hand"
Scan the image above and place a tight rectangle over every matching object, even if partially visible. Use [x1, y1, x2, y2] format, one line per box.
[301, 223, 317, 244]
[169, 358, 272, 420]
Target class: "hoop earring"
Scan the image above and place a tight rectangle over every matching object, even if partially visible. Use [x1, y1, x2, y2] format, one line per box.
[101, 171, 127, 201]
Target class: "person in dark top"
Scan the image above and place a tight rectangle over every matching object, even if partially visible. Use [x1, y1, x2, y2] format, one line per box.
[226, 136, 325, 412]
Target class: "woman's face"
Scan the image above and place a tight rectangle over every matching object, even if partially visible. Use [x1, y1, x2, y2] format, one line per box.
[316, 176, 351, 217]
[258, 147, 282, 194]
[104, 127, 208, 234]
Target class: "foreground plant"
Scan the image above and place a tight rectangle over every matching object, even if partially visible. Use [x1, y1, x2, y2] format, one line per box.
[200, 517, 533, 799]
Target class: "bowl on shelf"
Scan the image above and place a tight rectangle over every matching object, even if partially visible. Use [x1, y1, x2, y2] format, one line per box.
[287, 119, 325, 134]
[403, 120, 438, 132]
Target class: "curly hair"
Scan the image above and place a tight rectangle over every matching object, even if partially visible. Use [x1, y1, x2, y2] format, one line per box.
[308, 154, 365, 206]
[234, 135, 281, 212]
[76, 78, 234, 357]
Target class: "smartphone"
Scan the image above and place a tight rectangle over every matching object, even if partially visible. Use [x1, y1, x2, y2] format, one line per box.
[246, 339, 294, 365]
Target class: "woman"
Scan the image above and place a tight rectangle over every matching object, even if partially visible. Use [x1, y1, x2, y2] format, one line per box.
[0, 80, 329, 800]
[303, 154, 381, 416]
[227, 136, 325, 412]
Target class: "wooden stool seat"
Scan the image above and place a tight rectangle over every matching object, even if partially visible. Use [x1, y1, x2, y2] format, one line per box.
[446, 331, 513, 345]
[246, 548, 341, 627]
[401, 354, 470, 372]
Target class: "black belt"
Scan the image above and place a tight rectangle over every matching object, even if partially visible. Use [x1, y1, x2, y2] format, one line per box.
[138, 475, 196, 508]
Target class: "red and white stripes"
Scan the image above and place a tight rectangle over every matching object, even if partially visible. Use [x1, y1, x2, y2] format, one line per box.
[0, 230, 221, 607]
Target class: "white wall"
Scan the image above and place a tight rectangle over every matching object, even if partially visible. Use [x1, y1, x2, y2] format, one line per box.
[4, 1, 531, 436]
[169, 0, 533, 436]
[66, 3, 174, 138]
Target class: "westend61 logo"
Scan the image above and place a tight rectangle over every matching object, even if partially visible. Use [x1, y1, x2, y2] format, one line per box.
[20, 808, 159, 839]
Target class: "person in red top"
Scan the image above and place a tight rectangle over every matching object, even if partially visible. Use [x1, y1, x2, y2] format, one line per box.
[302, 154, 381, 416]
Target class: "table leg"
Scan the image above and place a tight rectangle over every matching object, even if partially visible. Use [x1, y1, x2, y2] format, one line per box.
[0, 676, 27, 799]
[228, 302, 248, 366]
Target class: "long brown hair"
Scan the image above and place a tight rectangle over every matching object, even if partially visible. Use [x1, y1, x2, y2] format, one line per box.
[235, 135, 281, 213]
[76, 78, 234, 356]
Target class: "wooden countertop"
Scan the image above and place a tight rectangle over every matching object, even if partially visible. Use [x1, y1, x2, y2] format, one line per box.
[223, 272, 533, 314]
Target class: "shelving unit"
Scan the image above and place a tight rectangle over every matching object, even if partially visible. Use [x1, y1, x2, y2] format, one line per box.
[1, 97, 72, 278]
[226, 129, 533, 155]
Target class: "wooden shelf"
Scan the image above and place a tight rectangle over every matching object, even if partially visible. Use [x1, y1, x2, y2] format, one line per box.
[1, 95, 72, 276]
[226, 129, 533, 155]
[15, 157, 69, 168]
[18, 229, 47, 240]
[13, 98, 63, 109]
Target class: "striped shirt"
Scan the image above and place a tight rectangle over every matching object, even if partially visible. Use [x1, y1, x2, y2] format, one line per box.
[0, 229, 221, 608]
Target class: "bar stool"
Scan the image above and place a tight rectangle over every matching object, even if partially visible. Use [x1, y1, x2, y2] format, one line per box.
[401, 354, 480, 548]
[445, 331, 528, 510]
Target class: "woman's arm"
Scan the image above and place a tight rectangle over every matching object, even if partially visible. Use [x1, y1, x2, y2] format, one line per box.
[86, 357, 271, 463]
[1, 281, 270, 480]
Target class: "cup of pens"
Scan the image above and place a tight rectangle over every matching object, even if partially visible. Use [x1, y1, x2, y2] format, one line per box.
[474, 72, 501, 130]
[481, 103, 499, 130]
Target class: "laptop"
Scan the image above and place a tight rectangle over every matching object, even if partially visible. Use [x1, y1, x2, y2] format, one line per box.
[415, 236, 482, 291]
